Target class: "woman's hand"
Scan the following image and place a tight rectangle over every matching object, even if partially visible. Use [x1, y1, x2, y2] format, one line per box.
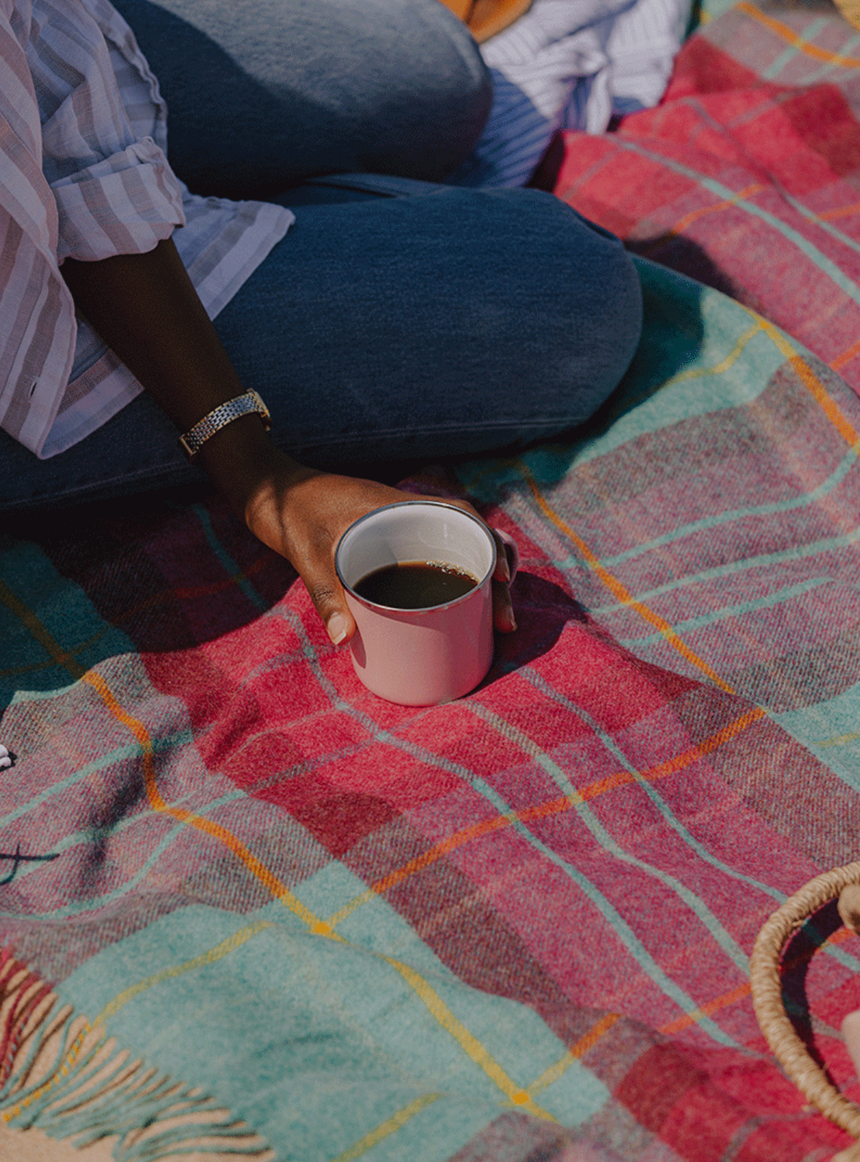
[238, 447, 518, 645]
[200, 424, 516, 644]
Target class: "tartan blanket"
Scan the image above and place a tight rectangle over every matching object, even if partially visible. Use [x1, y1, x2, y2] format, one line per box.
[4, 3, 860, 1160]
[548, 0, 860, 397]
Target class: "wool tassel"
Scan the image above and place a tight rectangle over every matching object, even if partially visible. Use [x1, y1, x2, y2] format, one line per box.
[0, 948, 272, 1160]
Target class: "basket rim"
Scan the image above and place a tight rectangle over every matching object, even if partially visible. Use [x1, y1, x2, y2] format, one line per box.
[750, 860, 860, 1137]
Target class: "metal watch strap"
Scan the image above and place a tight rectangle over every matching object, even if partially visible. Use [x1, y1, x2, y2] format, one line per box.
[179, 390, 271, 460]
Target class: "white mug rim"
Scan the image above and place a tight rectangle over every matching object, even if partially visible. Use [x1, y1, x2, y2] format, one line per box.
[335, 500, 497, 615]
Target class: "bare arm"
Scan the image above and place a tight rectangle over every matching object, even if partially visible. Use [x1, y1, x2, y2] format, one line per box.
[61, 237, 516, 641]
[61, 236, 281, 506]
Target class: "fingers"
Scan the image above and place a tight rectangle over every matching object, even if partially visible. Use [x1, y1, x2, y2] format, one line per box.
[492, 528, 519, 583]
[303, 571, 355, 645]
[307, 522, 519, 642]
[494, 545, 511, 585]
[492, 577, 517, 633]
[488, 527, 517, 632]
[252, 465, 521, 646]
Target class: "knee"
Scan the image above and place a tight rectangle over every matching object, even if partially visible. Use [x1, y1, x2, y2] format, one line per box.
[452, 187, 642, 430]
[528, 193, 643, 418]
[574, 216, 643, 410]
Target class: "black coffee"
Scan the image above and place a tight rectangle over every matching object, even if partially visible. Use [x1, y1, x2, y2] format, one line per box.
[353, 561, 478, 608]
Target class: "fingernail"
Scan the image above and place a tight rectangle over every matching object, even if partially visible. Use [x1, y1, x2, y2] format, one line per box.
[327, 614, 348, 646]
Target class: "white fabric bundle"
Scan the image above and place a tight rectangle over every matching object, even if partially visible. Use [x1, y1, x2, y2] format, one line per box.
[455, 0, 692, 187]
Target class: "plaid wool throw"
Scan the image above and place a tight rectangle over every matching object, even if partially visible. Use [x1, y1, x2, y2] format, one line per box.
[2, 252, 860, 1160]
[4, 0, 860, 1156]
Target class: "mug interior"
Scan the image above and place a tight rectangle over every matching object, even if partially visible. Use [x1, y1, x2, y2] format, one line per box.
[336, 502, 495, 606]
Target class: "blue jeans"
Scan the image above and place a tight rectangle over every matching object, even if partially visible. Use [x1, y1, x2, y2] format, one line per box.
[0, 0, 642, 511]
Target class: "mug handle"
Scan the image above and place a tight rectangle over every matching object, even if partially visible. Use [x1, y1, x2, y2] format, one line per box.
[494, 529, 519, 585]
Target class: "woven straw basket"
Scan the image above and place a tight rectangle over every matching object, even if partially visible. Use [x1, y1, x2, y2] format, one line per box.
[751, 862, 860, 1161]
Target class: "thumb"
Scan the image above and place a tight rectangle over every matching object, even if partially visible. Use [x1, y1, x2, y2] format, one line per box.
[301, 562, 355, 646]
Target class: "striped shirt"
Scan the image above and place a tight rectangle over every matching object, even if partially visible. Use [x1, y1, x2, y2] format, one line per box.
[0, 0, 293, 458]
[461, 0, 690, 187]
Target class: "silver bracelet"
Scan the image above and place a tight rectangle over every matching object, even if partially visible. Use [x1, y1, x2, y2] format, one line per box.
[179, 390, 271, 460]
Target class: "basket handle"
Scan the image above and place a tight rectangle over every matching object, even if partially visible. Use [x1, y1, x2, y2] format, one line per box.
[750, 861, 860, 1141]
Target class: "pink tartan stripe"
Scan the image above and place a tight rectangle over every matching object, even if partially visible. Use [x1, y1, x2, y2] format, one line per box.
[552, 7, 860, 398]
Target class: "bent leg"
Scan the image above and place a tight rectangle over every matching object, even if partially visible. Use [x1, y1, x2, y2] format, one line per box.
[112, 0, 492, 196]
[215, 180, 642, 466]
[0, 179, 641, 512]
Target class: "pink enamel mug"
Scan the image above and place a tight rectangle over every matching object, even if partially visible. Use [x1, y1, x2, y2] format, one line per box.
[335, 501, 517, 706]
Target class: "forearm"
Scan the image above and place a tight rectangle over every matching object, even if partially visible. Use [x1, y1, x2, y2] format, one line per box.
[60, 237, 304, 510]
[62, 237, 245, 429]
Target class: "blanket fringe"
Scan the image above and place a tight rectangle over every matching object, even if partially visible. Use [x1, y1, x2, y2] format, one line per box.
[0, 948, 273, 1161]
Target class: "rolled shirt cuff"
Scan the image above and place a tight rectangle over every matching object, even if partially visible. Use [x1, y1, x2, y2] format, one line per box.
[52, 137, 186, 263]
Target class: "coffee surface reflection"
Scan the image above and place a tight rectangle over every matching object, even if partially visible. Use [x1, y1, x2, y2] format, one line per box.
[353, 561, 478, 609]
